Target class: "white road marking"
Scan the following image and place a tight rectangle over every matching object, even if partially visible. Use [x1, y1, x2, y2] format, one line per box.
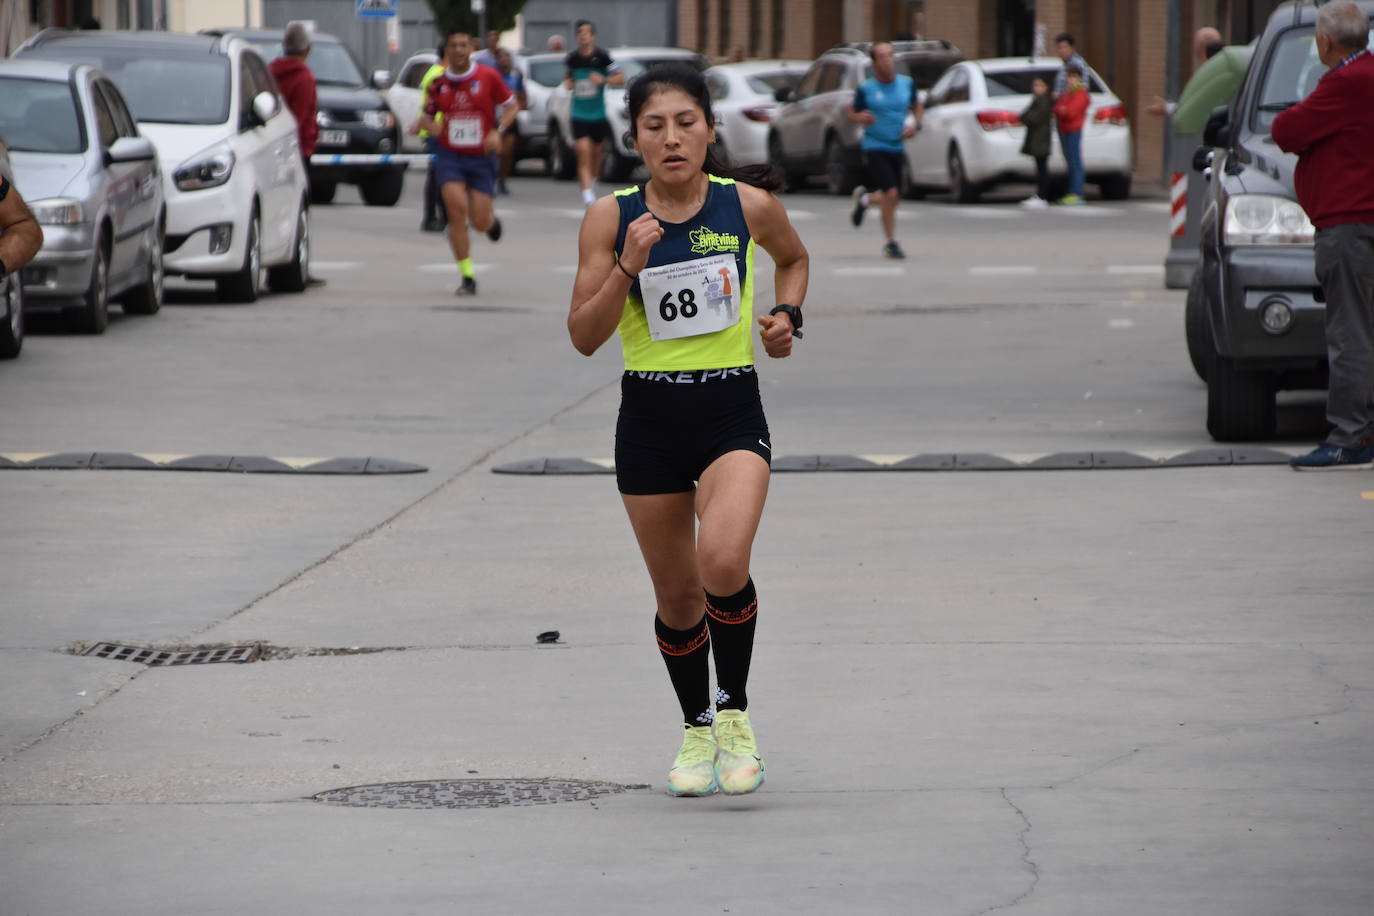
[834, 266, 905, 276]
[1108, 318, 1136, 329]
[1055, 205, 1114, 216]
[949, 209, 1019, 219]
[418, 263, 491, 273]
[1107, 265, 1164, 275]
[970, 265, 1038, 276]
[311, 261, 359, 271]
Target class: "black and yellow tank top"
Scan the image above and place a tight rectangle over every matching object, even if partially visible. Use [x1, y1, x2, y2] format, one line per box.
[613, 175, 756, 371]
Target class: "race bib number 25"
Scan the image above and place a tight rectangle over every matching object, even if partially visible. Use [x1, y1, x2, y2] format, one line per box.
[639, 253, 740, 342]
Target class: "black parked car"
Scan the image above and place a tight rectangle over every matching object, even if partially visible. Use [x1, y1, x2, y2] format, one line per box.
[204, 28, 406, 206]
[1189, 0, 1374, 440]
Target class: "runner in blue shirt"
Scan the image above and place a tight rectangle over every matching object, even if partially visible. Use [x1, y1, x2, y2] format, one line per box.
[846, 42, 922, 259]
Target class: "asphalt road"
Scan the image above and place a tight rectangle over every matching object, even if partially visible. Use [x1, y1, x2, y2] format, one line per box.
[1, 168, 1370, 915]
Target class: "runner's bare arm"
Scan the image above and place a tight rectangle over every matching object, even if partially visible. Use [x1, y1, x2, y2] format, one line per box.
[738, 182, 808, 359]
[569, 199, 660, 355]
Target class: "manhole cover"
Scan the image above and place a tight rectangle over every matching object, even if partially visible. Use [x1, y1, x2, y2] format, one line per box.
[312, 778, 642, 809]
[83, 642, 260, 666]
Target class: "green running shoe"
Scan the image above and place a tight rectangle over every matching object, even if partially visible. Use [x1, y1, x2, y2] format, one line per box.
[714, 709, 765, 795]
[667, 724, 718, 796]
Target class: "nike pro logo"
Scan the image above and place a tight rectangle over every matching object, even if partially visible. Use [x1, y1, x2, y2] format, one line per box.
[758, 439, 771, 452]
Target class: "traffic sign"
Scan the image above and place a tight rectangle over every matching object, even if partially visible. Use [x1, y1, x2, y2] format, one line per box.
[356, 0, 397, 18]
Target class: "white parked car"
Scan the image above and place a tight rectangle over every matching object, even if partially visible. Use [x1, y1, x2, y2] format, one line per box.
[546, 47, 709, 182]
[904, 57, 1133, 202]
[515, 52, 566, 167]
[19, 29, 310, 302]
[705, 60, 808, 166]
[387, 51, 439, 153]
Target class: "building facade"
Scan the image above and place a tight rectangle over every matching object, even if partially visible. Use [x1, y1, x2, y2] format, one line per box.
[677, 0, 1290, 182]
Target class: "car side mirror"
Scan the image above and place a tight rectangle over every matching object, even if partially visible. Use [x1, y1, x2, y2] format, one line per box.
[251, 91, 278, 126]
[1192, 145, 1214, 173]
[372, 69, 392, 90]
[774, 86, 792, 103]
[1202, 104, 1230, 148]
[106, 136, 156, 165]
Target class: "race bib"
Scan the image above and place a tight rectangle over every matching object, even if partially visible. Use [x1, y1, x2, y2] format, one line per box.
[447, 115, 482, 147]
[639, 253, 740, 342]
[573, 77, 598, 99]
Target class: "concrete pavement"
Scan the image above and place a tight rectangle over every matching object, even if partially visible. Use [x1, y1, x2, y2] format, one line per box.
[1, 171, 1370, 915]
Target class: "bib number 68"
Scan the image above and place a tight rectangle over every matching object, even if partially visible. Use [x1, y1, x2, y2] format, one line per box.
[658, 288, 699, 322]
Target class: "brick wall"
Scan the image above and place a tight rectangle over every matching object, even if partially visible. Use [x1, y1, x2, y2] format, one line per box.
[1132, 0, 1167, 180]
[922, 1, 986, 59]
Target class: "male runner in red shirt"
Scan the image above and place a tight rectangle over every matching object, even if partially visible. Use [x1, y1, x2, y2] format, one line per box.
[417, 30, 517, 295]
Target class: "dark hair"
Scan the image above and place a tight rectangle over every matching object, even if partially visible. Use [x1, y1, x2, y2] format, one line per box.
[626, 65, 781, 192]
[575, 19, 595, 32]
[444, 29, 471, 45]
[870, 41, 892, 59]
[1056, 32, 1075, 46]
[1203, 39, 1224, 59]
[1065, 63, 1083, 76]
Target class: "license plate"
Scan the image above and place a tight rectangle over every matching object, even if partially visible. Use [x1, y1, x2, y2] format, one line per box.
[318, 130, 349, 147]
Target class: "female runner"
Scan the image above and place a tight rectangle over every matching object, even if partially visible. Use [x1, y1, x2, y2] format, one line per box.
[568, 66, 809, 796]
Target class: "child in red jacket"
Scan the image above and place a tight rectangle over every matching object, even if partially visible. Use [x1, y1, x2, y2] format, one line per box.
[1053, 63, 1090, 205]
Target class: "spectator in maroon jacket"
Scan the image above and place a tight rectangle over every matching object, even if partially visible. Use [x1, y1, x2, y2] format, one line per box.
[269, 21, 325, 286]
[1272, 2, 1374, 469]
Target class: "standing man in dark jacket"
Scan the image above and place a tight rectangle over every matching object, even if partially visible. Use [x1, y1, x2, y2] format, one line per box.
[269, 22, 324, 286]
[1018, 76, 1053, 208]
[1272, 2, 1374, 469]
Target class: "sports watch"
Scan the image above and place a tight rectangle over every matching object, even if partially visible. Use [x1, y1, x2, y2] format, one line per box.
[769, 304, 803, 339]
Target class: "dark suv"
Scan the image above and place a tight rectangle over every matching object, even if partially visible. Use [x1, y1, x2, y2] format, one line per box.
[769, 41, 962, 195]
[1189, 1, 1374, 440]
[204, 28, 406, 206]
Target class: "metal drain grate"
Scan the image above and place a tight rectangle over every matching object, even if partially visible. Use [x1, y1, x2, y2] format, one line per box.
[312, 778, 642, 809]
[83, 643, 260, 666]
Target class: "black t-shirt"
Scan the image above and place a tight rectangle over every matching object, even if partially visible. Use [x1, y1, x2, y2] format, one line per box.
[565, 48, 616, 121]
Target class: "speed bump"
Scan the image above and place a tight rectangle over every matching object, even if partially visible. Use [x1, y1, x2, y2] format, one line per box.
[492, 448, 1298, 475]
[0, 452, 427, 475]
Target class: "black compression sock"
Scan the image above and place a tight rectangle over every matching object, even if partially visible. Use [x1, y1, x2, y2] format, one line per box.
[655, 614, 714, 726]
[704, 578, 758, 712]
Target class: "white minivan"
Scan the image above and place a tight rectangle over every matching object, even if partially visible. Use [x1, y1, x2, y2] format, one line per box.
[19, 30, 310, 302]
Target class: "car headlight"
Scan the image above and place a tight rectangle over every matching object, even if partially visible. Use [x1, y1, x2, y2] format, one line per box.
[174, 143, 235, 191]
[29, 198, 84, 225]
[362, 109, 396, 130]
[1224, 194, 1314, 245]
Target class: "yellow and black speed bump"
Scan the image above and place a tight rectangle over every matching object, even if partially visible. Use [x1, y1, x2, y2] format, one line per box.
[0, 452, 427, 475]
[491, 448, 1293, 475]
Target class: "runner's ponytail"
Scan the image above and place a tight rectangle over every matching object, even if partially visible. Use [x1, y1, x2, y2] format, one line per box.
[627, 65, 783, 192]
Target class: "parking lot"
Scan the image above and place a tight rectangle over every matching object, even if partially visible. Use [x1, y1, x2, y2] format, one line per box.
[1, 165, 1371, 914]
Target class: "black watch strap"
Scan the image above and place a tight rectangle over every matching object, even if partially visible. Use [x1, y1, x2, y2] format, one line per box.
[769, 304, 803, 338]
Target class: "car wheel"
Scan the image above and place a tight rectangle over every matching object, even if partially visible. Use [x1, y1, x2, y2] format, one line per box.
[1184, 268, 1211, 382]
[599, 143, 634, 182]
[70, 233, 110, 334]
[768, 134, 800, 193]
[1099, 173, 1132, 200]
[215, 211, 261, 304]
[267, 205, 310, 293]
[1206, 350, 1277, 441]
[0, 276, 23, 359]
[121, 220, 164, 315]
[900, 157, 927, 200]
[309, 180, 337, 205]
[948, 146, 981, 204]
[360, 168, 405, 206]
[824, 136, 857, 196]
[549, 124, 576, 180]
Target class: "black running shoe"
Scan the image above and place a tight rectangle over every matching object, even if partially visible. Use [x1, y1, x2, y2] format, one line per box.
[486, 218, 503, 243]
[850, 187, 868, 227]
[883, 240, 906, 259]
[456, 276, 477, 296]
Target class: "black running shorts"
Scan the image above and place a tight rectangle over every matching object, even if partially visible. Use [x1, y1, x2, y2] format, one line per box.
[572, 119, 611, 143]
[615, 367, 772, 495]
[865, 150, 905, 192]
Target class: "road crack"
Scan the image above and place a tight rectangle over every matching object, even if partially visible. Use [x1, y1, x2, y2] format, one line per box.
[968, 788, 1041, 915]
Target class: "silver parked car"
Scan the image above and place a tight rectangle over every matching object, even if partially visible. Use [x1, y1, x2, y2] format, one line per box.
[0, 142, 24, 358]
[0, 58, 163, 333]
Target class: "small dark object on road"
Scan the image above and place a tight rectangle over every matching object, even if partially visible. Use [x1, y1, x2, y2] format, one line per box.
[537, 630, 560, 644]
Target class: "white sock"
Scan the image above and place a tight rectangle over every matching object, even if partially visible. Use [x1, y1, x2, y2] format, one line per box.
[582, 188, 596, 205]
